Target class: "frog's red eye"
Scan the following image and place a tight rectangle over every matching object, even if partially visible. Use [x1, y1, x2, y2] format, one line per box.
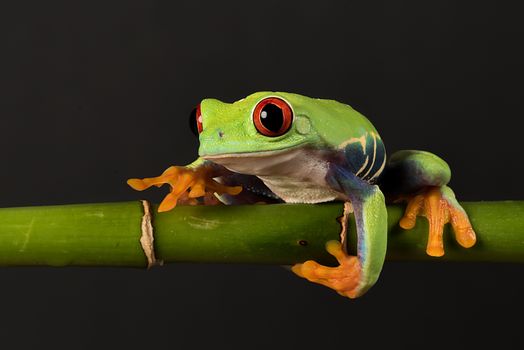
[189, 104, 203, 136]
[253, 97, 293, 137]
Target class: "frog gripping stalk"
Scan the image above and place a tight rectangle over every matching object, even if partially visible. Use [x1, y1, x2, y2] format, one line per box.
[128, 91, 476, 298]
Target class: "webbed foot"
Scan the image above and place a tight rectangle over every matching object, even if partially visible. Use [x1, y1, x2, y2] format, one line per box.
[127, 166, 242, 212]
[292, 241, 362, 299]
[399, 185, 476, 256]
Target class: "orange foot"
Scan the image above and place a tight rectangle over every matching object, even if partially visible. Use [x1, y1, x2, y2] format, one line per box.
[399, 185, 476, 257]
[127, 165, 242, 212]
[292, 241, 362, 299]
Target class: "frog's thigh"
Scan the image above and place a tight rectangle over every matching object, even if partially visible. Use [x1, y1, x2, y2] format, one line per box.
[379, 150, 451, 195]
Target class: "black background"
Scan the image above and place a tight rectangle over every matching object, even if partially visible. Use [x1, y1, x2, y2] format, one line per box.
[1, 1, 523, 349]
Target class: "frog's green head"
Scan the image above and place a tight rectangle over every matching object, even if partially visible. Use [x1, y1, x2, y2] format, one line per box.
[192, 91, 375, 157]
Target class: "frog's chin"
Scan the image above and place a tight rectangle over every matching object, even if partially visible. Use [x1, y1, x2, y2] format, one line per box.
[202, 147, 334, 184]
[202, 146, 312, 176]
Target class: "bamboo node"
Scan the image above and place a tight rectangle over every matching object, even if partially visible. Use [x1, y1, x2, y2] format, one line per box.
[140, 200, 162, 268]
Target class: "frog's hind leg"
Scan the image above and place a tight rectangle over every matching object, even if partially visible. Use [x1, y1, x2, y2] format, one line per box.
[379, 150, 476, 257]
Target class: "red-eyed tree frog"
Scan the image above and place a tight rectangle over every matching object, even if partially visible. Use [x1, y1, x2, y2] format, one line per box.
[127, 92, 476, 298]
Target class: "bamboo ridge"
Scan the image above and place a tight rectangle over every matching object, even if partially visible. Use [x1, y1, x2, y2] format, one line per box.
[0, 201, 521, 267]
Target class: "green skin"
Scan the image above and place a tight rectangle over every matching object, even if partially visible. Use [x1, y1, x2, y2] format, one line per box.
[198, 92, 377, 156]
[189, 91, 454, 297]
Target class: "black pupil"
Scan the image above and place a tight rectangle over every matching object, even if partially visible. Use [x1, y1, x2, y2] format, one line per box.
[189, 107, 198, 136]
[260, 103, 284, 133]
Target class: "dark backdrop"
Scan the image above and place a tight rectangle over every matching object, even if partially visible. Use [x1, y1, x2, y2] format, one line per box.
[0, 1, 523, 349]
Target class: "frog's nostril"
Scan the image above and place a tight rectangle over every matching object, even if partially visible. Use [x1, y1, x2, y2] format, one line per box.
[218, 130, 225, 138]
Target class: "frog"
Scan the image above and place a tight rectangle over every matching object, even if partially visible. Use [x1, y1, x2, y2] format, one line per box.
[127, 91, 476, 298]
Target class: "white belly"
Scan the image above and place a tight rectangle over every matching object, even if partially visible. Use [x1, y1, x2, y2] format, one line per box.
[205, 147, 346, 203]
[257, 175, 341, 203]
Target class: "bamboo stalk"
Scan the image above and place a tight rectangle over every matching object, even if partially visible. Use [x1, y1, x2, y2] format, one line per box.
[0, 201, 521, 267]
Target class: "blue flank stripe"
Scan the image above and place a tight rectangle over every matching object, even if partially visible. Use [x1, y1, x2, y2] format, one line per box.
[342, 133, 386, 183]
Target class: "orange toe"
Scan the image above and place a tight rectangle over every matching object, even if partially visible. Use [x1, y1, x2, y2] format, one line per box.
[127, 178, 149, 191]
[449, 206, 477, 248]
[158, 192, 180, 212]
[399, 194, 424, 230]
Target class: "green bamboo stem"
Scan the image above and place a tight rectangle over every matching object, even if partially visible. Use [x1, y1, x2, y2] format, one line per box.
[0, 201, 521, 267]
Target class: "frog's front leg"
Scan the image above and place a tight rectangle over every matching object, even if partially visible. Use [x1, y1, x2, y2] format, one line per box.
[292, 165, 388, 298]
[379, 150, 476, 256]
[127, 158, 242, 212]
